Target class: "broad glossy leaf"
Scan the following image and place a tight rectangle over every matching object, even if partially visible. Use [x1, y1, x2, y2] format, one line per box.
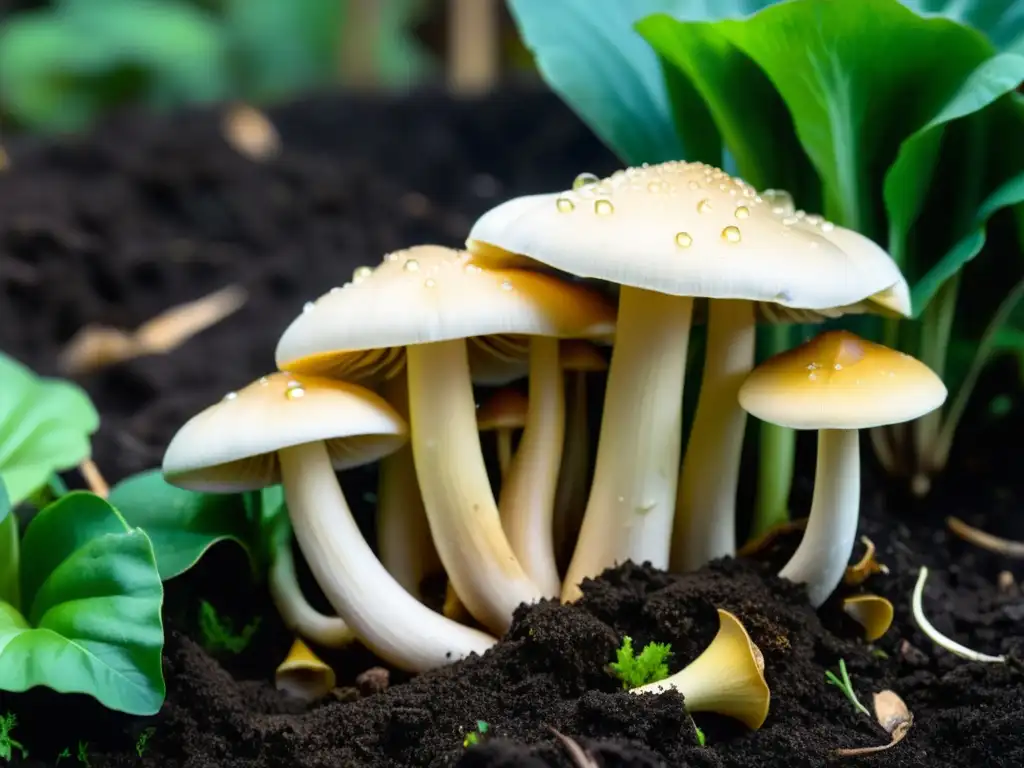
[637, 14, 818, 203]
[506, 0, 771, 165]
[110, 469, 259, 581]
[885, 52, 1024, 268]
[0, 492, 164, 715]
[0, 353, 98, 505]
[683, 0, 995, 236]
[900, 0, 1024, 52]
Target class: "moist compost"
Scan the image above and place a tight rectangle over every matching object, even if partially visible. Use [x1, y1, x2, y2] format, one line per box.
[0, 90, 1022, 767]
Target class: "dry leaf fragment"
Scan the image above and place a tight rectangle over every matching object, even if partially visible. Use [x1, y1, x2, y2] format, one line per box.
[59, 285, 247, 375]
[222, 103, 281, 162]
[947, 517, 1024, 559]
[844, 536, 890, 586]
[836, 689, 913, 757]
[549, 728, 599, 768]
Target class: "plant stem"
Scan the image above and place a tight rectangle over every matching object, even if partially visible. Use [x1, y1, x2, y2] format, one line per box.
[751, 323, 795, 537]
[0, 514, 19, 611]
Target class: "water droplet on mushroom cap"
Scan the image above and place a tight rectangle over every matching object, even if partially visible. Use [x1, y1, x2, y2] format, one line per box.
[556, 197, 575, 213]
[572, 172, 599, 190]
[675, 232, 693, 249]
[722, 226, 742, 243]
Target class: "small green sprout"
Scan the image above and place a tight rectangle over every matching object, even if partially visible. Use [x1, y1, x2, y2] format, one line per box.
[56, 747, 71, 764]
[76, 740, 90, 766]
[462, 720, 490, 748]
[609, 636, 672, 690]
[199, 600, 261, 655]
[135, 727, 156, 758]
[825, 659, 870, 717]
[0, 713, 28, 761]
[871, 648, 889, 660]
[695, 725, 706, 746]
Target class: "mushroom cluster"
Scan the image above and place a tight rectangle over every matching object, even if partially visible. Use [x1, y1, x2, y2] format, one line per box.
[161, 160, 946, 676]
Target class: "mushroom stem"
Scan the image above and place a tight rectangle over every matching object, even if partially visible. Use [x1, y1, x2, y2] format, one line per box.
[497, 336, 564, 597]
[673, 299, 755, 571]
[563, 286, 692, 602]
[278, 440, 496, 670]
[269, 533, 356, 648]
[779, 428, 860, 607]
[377, 374, 440, 598]
[406, 339, 542, 633]
[495, 430, 513, 480]
[553, 371, 590, 572]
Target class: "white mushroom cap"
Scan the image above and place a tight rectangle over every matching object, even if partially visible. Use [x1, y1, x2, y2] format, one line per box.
[275, 244, 616, 377]
[162, 372, 407, 492]
[738, 330, 947, 430]
[467, 162, 904, 312]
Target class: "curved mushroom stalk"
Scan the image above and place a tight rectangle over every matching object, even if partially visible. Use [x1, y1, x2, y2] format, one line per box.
[377, 375, 440, 599]
[268, 537, 355, 648]
[672, 299, 756, 571]
[778, 428, 861, 607]
[497, 335, 564, 597]
[406, 338, 543, 633]
[278, 440, 496, 671]
[563, 287, 692, 602]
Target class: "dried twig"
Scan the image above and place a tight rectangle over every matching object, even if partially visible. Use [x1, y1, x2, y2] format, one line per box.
[549, 727, 599, 768]
[836, 690, 913, 757]
[59, 285, 247, 375]
[947, 517, 1024, 559]
[79, 459, 109, 499]
[911, 567, 1006, 663]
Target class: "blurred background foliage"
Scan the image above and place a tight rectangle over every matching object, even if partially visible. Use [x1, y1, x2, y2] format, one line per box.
[0, 0, 537, 134]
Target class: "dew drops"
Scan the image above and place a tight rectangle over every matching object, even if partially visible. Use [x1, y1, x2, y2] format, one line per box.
[385, 252, 400, 262]
[556, 196, 575, 213]
[329, 286, 342, 294]
[697, 198, 712, 214]
[688, 180, 701, 190]
[285, 386, 306, 400]
[763, 189, 795, 216]
[809, 373, 818, 381]
[302, 301, 315, 313]
[223, 391, 238, 401]
[424, 278, 436, 288]
[821, 221, 836, 232]
[722, 226, 742, 243]
[594, 199, 614, 215]
[258, 376, 270, 386]
[572, 172, 599, 190]
[675, 232, 693, 249]
[464, 263, 482, 275]
[647, 180, 665, 193]
[734, 205, 750, 220]
[500, 279, 514, 291]
[833, 363, 843, 371]
[403, 259, 420, 272]
[806, 363, 820, 371]
[353, 265, 372, 282]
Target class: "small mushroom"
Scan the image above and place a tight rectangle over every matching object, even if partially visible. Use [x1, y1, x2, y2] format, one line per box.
[275, 637, 336, 702]
[468, 162, 905, 601]
[842, 594, 894, 642]
[477, 387, 529, 480]
[739, 331, 947, 607]
[163, 372, 496, 671]
[276, 245, 615, 628]
[843, 535, 889, 586]
[631, 609, 770, 729]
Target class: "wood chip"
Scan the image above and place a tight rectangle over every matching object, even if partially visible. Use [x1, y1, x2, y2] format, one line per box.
[222, 103, 281, 162]
[59, 285, 247, 375]
[836, 689, 913, 757]
[737, 517, 808, 558]
[844, 536, 890, 586]
[947, 516, 1024, 559]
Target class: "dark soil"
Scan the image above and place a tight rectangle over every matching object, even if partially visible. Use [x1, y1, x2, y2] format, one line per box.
[1, 90, 1022, 768]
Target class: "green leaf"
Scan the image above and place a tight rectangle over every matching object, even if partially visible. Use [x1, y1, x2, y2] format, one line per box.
[0, 497, 17, 610]
[637, 14, 818, 202]
[222, 0, 341, 100]
[0, 480, 8, 525]
[0, 492, 165, 715]
[678, 0, 996, 236]
[109, 469, 262, 581]
[609, 635, 673, 689]
[506, 0, 770, 165]
[885, 53, 1024, 269]
[0, 353, 98, 506]
[911, 173, 1024, 312]
[899, 0, 1024, 52]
